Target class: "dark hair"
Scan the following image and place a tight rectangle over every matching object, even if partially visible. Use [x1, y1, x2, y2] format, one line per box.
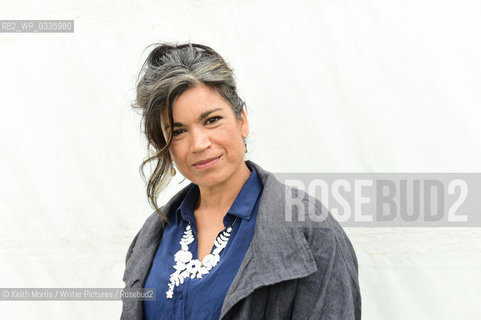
[131, 42, 246, 223]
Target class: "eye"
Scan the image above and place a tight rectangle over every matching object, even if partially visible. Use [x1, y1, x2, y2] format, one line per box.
[206, 116, 221, 125]
[173, 129, 185, 136]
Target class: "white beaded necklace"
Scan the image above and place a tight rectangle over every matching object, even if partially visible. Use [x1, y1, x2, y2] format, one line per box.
[166, 216, 238, 299]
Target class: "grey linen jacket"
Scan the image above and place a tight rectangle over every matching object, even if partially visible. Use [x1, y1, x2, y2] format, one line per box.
[121, 160, 361, 319]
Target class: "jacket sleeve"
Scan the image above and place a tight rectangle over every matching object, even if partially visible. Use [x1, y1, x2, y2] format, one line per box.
[296, 227, 361, 320]
[122, 228, 142, 283]
[317, 235, 361, 319]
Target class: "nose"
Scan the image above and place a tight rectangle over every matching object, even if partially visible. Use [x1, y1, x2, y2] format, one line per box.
[190, 128, 211, 152]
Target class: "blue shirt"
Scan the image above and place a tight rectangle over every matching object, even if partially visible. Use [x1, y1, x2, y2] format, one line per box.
[143, 164, 263, 320]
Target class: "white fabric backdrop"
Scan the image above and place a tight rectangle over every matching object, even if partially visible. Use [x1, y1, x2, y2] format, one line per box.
[1, 0, 480, 318]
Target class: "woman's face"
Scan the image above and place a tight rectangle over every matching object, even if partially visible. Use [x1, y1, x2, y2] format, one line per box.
[160, 83, 249, 188]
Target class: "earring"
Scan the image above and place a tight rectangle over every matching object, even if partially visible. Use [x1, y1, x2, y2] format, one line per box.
[243, 136, 247, 153]
[171, 165, 176, 176]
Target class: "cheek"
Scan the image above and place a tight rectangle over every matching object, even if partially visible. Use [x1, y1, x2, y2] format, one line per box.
[218, 128, 243, 151]
[168, 144, 183, 161]
[221, 124, 242, 140]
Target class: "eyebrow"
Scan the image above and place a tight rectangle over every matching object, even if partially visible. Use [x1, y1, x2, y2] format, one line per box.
[164, 108, 223, 131]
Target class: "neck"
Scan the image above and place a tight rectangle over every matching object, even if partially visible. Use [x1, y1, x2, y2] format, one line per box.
[195, 160, 251, 219]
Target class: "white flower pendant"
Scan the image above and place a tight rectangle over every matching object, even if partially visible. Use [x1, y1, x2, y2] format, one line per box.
[166, 219, 237, 299]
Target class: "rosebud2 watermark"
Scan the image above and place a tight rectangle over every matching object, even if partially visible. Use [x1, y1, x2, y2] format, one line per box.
[275, 173, 480, 227]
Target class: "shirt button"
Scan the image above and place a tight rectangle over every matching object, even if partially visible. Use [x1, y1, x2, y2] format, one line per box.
[178, 291, 183, 299]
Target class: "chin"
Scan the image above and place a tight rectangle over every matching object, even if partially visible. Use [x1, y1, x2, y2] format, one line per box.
[192, 169, 231, 188]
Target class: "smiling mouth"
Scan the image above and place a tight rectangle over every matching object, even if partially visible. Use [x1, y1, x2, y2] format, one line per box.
[193, 156, 221, 166]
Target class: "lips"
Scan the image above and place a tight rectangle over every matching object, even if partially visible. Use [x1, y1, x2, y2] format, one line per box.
[193, 156, 221, 166]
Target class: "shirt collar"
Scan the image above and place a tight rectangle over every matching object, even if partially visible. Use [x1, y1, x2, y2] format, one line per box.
[175, 164, 263, 225]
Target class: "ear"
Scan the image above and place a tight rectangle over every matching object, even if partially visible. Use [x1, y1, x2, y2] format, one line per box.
[239, 108, 249, 138]
[160, 107, 171, 142]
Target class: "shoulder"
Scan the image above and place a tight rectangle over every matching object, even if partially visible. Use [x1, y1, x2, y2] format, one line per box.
[127, 182, 194, 249]
[123, 183, 193, 271]
[126, 211, 164, 258]
[281, 183, 361, 307]
[281, 182, 359, 275]
[122, 211, 164, 281]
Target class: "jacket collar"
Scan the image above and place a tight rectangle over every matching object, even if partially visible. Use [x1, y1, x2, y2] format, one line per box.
[123, 160, 318, 319]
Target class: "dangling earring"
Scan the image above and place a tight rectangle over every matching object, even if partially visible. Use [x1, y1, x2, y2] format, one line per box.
[243, 136, 247, 153]
[171, 165, 176, 176]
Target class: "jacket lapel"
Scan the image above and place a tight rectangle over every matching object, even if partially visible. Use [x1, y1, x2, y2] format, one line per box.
[219, 160, 318, 319]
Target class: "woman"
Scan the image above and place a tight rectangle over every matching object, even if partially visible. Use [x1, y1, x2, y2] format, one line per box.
[121, 43, 361, 320]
